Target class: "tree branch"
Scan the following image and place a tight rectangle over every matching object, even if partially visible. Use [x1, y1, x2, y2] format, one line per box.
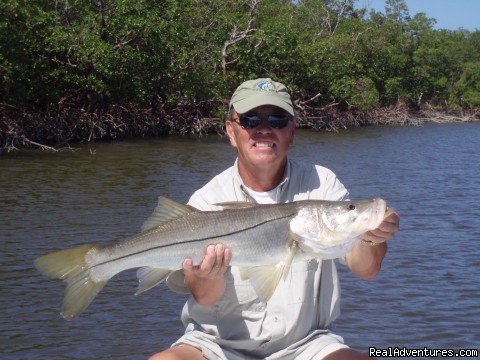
[221, 0, 259, 73]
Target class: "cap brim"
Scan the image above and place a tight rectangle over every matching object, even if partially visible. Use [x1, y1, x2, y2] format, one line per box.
[232, 95, 294, 116]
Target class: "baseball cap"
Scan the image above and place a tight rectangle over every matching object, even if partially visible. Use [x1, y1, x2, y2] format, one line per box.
[229, 78, 294, 115]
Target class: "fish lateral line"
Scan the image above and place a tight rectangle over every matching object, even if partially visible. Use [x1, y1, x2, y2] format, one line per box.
[88, 213, 295, 270]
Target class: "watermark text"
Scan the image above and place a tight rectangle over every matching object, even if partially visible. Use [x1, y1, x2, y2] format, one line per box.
[369, 347, 478, 358]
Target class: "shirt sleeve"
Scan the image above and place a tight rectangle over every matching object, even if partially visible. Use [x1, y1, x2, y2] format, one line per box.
[187, 191, 210, 210]
[322, 167, 349, 201]
[304, 165, 349, 202]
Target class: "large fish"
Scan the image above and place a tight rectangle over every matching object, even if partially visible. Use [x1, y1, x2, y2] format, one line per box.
[35, 196, 391, 320]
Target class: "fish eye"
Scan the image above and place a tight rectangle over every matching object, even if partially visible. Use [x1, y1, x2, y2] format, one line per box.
[348, 204, 356, 210]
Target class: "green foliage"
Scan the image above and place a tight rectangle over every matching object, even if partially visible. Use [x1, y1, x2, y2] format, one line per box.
[451, 62, 480, 108]
[329, 76, 379, 110]
[0, 0, 478, 113]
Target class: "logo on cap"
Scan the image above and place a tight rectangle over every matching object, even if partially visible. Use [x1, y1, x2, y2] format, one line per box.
[256, 81, 276, 92]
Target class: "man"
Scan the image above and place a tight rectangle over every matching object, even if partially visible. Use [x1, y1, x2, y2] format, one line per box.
[150, 78, 399, 360]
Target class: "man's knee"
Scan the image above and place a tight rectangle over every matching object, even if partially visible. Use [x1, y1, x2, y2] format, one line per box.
[148, 344, 204, 360]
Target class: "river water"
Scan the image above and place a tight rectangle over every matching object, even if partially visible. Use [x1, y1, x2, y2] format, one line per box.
[1, 123, 479, 359]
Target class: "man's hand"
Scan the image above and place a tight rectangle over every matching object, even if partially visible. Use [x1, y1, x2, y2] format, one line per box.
[347, 210, 400, 280]
[363, 210, 400, 244]
[183, 243, 232, 307]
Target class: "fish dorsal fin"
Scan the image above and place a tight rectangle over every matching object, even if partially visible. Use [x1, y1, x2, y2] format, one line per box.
[135, 267, 171, 295]
[141, 196, 197, 232]
[214, 201, 258, 210]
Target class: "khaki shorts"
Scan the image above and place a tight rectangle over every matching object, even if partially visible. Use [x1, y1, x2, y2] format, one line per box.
[172, 329, 349, 360]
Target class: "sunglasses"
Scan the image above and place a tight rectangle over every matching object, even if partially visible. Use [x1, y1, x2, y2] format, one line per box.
[236, 113, 293, 129]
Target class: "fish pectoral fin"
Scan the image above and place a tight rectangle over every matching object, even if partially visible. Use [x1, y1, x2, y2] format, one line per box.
[242, 263, 286, 302]
[141, 196, 198, 232]
[214, 201, 258, 210]
[135, 267, 171, 295]
[166, 269, 190, 294]
[240, 237, 298, 301]
[238, 267, 251, 281]
[283, 235, 298, 281]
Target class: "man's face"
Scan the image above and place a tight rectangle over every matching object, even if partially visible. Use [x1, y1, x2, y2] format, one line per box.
[226, 105, 296, 170]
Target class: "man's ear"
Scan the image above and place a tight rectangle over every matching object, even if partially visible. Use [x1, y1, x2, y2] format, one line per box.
[226, 120, 238, 148]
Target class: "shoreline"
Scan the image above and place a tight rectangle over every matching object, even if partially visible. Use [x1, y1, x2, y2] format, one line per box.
[1, 104, 478, 153]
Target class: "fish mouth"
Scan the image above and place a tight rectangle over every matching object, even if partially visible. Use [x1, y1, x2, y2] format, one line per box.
[370, 198, 387, 229]
[349, 198, 387, 232]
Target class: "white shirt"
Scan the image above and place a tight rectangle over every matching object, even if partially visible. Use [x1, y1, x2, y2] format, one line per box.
[178, 158, 349, 357]
[243, 184, 280, 204]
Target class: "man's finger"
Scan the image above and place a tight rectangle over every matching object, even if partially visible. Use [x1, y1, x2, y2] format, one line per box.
[214, 243, 225, 272]
[224, 247, 232, 268]
[384, 212, 400, 226]
[364, 218, 401, 243]
[200, 244, 216, 273]
[182, 258, 194, 276]
[363, 230, 387, 243]
[377, 220, 399, 234]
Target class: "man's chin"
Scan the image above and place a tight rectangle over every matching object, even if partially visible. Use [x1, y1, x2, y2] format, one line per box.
[249, 154, 282, 167]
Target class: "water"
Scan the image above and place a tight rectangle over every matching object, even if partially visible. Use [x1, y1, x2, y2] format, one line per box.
[1, 123, 479, 359]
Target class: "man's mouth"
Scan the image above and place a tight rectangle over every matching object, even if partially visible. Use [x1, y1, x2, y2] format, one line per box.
[254, 142, 275, 148]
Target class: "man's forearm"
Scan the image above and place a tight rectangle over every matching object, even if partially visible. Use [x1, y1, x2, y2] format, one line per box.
[346, 240, 387, 280]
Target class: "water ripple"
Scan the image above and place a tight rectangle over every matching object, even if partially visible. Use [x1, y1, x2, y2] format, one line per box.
[1, 124, 479, 358]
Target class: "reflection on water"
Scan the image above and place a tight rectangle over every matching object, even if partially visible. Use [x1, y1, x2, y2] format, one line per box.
[1, 123, 479, 359]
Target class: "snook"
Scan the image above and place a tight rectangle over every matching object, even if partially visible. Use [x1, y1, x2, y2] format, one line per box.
[35, 196, 389, 320]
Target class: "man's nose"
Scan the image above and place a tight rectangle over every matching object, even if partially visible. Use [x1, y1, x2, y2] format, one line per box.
[255, 117, 273, 131]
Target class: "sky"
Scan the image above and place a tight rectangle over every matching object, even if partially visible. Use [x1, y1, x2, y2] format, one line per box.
[359, 0, 479, 31]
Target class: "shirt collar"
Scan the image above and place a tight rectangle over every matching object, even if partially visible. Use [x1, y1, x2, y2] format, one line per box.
[232, 158, 291, 202]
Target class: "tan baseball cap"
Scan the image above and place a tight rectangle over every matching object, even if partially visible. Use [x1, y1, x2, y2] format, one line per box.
[229, 78, 294, 115]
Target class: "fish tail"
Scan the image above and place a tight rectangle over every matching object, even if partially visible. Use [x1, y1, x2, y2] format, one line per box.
[35, 245, 106, 320]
